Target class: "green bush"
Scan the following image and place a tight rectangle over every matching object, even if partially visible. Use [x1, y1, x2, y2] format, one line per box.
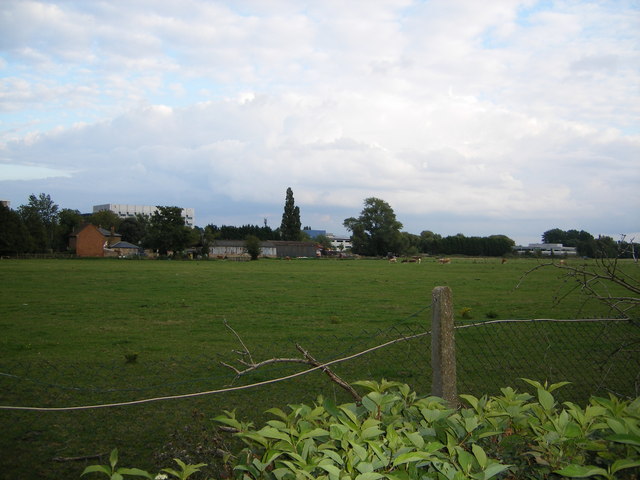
[83, 380, 640, 479]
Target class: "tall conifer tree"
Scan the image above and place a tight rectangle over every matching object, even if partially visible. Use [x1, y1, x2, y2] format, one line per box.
[280, 187, 301, 241]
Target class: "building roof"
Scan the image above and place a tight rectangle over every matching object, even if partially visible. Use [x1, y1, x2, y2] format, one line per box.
[212, 240, 277, 247]
[109, 241, 140, 249]
[70, 223, 121, 237]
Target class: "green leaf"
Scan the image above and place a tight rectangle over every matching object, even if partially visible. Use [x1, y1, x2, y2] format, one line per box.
[323, 398, 341, 419]
[110, 449, 119, 470]
[299, 427, 330, 441]
[464, 415, 479, 434]
[472, 444, 487, 469]
[266, 407, 289, 420]
[459, 394, 478, 410]
[607, 433, 640, 446]
[480, 463, 511, 480]
[361, 426, 384, 440]
[238, 432, 270, 447]
[354, 380, 381, 392]
[81, 465, 111, 477]
[213, 414, 243, 430]
[350, 441, 368, 461]
[317, 463, 341, 477]
[555, 464, 608, 478]
[393, 451, 436, 466]
[116, 468, 153, 479]
[362, 396, 378, 414]
[457, 448, 475, 474]
[537, 388, 555, 411]
[354, 473, 384, 480]
[356, 461, 374, 474]
[405, 431, 424, 449]
[339, 405, 360, 427]
[259, 426, 292, 442]
[611, 459, 640, 474]
[548, 381, 571, 393]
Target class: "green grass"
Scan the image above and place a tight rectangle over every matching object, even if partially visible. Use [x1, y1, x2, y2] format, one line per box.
[0, 257, 637, 480]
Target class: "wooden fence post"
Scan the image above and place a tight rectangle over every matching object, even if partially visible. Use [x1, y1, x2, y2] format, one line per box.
[431, 286, 457, 406]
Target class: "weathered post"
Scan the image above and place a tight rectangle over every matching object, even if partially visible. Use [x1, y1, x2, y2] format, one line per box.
[431, 286, 457, 406]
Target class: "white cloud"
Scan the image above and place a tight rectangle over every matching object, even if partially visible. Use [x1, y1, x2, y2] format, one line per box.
[0, 0, 638, 240]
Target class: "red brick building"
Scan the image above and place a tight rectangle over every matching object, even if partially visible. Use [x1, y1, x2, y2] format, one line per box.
[69, 224, 121, 257]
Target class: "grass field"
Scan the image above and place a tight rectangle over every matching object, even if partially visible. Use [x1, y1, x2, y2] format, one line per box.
[0, 257, 637, 480]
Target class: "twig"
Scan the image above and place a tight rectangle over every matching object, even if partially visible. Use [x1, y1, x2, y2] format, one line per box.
[224, 319, 254, 366]
[295, 344, 362, 403]
[52, 452, 108, 462]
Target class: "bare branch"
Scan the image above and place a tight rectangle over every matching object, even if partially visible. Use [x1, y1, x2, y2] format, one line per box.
[220, 321, 362, 402]
[295, 344, 362, 402]
[518, 255, 639, 320]
[224, 319, 254, 365]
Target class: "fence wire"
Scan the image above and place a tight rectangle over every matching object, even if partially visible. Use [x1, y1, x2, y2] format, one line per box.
[454, 318, 640, 402]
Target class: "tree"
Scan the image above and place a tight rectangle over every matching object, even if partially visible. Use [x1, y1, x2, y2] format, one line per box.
[420, 230, 442, 254]
[343, 197, 403, 256]
[56, 208, 83, 251]
[17, 193, 59, 252]
[0, 204, 30, 255]
[399, 232, 421, 256]
[280, 187, 302, 241]
[89, 209, 122, 231]
[542, 228, 596, 257]
[314, 234, 333, 250]
[118, 215, 148, 245]
[245, 235, 262, 260]
[145, 206, 190, 256]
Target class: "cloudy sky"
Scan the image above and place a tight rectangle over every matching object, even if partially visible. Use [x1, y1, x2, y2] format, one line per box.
[1, 0, 638, 244]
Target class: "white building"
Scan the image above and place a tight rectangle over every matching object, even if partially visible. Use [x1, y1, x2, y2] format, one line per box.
[513, 243, 577, 256]
[328, 234, 352, 251]
[93, 204, 195, 227]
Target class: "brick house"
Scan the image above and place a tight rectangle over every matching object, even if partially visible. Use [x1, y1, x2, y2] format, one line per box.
[69, 224, 122, 257]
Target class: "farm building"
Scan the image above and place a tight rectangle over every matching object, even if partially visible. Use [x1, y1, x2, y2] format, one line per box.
[106, 241, 143, 257]
[209, 240, 318, 258]
[210, 240, 276, 258]
[271, 241, 319, 258]
[68, 224, 140, 257]
[513, 243, 577, 256]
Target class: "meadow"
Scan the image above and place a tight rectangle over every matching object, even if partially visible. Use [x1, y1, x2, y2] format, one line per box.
[0, 257, 637, 480]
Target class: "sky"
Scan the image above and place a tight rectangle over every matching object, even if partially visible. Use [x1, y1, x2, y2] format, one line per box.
[1, 0, 639, 245]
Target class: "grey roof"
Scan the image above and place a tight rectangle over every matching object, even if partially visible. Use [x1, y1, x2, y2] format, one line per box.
[110, 241, 140, 249]
[98, 227, 121, 237]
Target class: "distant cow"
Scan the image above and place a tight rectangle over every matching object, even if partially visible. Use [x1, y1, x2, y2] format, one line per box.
[388, 257, 397, 263]
[438, 258, 451, 264]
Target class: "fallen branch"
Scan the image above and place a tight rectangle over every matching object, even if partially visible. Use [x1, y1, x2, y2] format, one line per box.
[221, 322, 362, 402]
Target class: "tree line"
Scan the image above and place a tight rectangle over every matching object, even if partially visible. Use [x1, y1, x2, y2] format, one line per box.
[540, 228, 637, 258]
[2, 192, 634, 259]
[0, 188, 306, 257]
[343, 197, 516, 257]
[343, 197, 637, 258]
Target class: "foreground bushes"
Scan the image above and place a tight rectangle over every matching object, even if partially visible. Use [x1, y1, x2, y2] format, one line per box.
[83, 380, 640, 479]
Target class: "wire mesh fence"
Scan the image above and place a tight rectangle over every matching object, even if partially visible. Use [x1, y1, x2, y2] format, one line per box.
[0, 305, 638, 480]
[454, 318, 640, 402]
